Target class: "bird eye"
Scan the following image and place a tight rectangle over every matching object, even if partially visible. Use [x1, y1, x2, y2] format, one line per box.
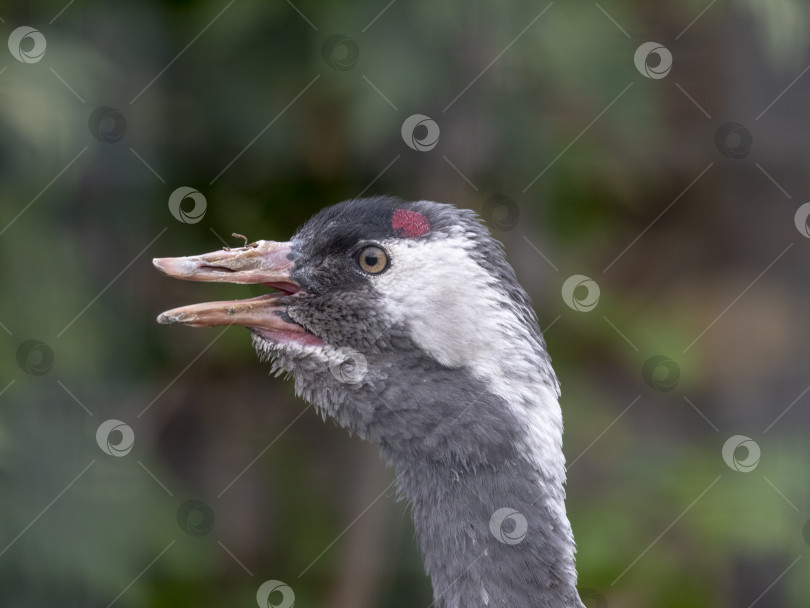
[357, 245, 389, 274]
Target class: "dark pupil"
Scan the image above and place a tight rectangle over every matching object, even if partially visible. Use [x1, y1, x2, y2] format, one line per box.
[365, 253, 379, 267]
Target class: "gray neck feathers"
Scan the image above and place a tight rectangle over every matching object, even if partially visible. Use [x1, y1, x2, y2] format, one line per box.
[376, 374, 584, 608]
[393, 457, 583, 608]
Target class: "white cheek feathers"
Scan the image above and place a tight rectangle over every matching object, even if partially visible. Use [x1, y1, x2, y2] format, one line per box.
[373, 235, 494, 370]
[371, 228, 566, 482]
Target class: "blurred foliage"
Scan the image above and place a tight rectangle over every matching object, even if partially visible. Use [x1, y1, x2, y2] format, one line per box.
[1, 1, 809, 607]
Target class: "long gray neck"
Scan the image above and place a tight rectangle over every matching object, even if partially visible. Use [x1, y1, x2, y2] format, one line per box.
[391, 452, 584, 608]
[294, 318, 584, 606]
[370, 363, 584, 608]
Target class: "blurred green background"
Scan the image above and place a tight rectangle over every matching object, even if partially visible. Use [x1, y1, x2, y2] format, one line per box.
[1, 0, 809, 606]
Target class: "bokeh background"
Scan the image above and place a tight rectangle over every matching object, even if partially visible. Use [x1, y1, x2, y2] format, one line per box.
[2, 0, 810, 606]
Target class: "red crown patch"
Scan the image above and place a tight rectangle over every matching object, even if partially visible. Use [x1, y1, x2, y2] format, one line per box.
[392, 209, 430, 238]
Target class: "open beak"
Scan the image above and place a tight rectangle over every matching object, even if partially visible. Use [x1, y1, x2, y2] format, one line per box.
[153, 240, 318, 343]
